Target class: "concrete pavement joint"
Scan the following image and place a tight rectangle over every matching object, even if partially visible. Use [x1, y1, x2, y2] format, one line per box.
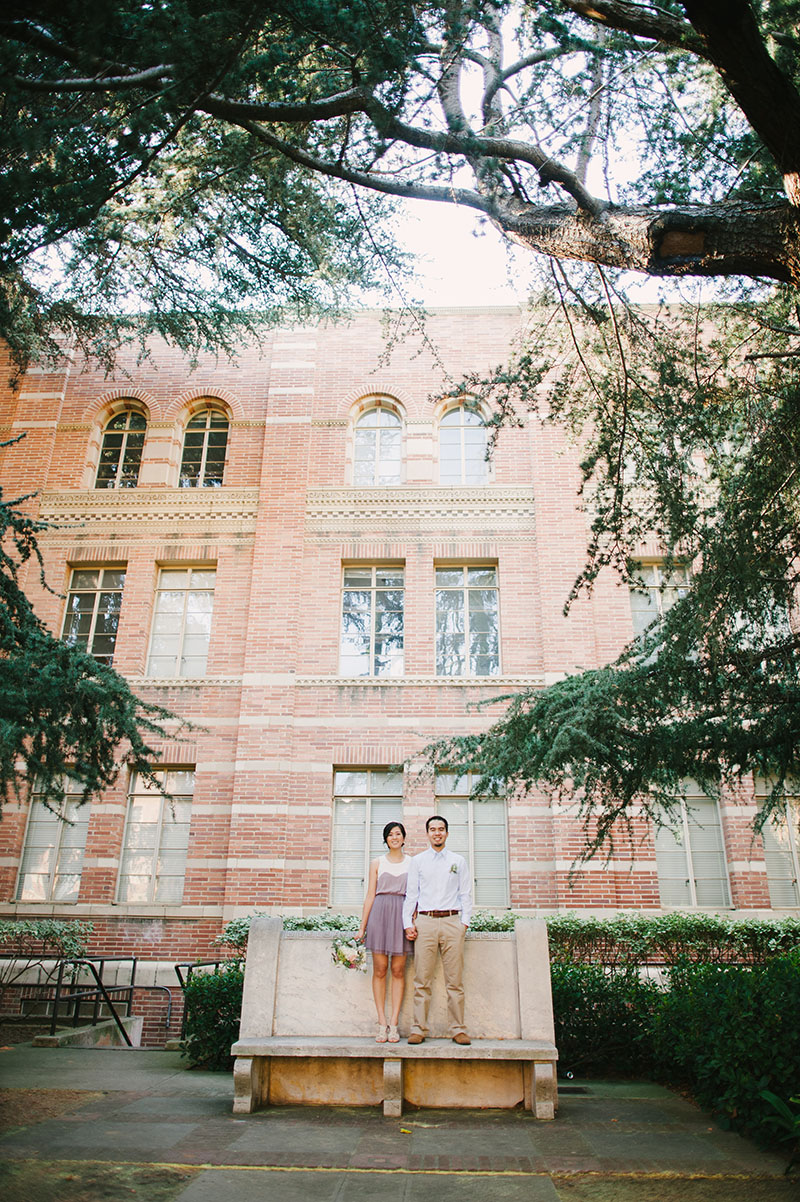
[2, 1159, 791, 1182]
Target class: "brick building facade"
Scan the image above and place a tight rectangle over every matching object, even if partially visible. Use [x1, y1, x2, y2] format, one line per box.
[1, 306, 797, 985]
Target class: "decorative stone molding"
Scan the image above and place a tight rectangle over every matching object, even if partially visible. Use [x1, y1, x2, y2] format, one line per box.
[38, 488, 260, 524]
[311, 419, 348, 427]
[305, 486, 536, 532]
[125, 676, 244, 688]
[296, 674, 544, 688]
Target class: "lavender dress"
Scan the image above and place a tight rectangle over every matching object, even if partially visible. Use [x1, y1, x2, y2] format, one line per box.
[364, 854, 413, 956]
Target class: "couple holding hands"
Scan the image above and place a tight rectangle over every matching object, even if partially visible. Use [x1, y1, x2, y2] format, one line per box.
[356, 816, 473, 1046]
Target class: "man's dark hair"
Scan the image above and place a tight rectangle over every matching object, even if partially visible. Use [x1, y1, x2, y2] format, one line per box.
[426, 814, 449, 832]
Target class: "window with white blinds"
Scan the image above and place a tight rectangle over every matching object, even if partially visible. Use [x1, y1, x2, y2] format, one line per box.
[17, 781, 91, 902]
[330, 769, 404, 907]
[754, 782, 800, 907]
[654, 791, 731, 907]
[436, 773, 509, 907]
[117, 771, 194, 904]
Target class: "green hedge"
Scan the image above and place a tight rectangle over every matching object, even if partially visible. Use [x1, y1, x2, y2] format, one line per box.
[181, 962, 244, 1070]
[551, 963, 660, 1076]
[651, 952, 800, 1148]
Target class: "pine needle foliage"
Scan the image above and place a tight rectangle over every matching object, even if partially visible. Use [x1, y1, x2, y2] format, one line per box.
[0, 476, 183, 813]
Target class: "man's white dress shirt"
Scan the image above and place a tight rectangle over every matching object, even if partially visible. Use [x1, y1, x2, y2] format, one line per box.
[402, 846, 473, 929]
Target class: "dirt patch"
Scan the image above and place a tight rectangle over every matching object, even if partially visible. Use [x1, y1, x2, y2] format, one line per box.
[553, 1175, 799, 1201]
[0, 1161, 195, 1202]
[0, 1089, 104, 1134]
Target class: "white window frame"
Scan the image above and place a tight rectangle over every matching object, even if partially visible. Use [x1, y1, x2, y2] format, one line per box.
[16, 781, 91, 903]
[116, 770, 194, 905]
[353, 405, 403, 486]
[754, 780, 800, 907]
[95, 410, 147, 489]
[435, 773, 509, 907]
[339, 564, 404, 677]
[61, 567, 126, 666]
[439, 403, 488, 485]
[654, 790, 732, 908]
[629, 562, 690, 640]
[179, 407, 229, 487]
[435, 564, 500, 677]
[330, 769, 404, 907]
[147, 567, 216, 678]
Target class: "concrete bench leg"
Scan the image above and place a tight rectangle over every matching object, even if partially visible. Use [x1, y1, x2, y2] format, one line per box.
[383, 1058, 403, 1117]
[530, 1060, 557, 1120]
[233, 1055, 270, 1114]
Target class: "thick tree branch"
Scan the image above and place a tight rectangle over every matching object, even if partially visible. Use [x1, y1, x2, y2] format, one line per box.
[681, 0, 800, 205]
[498, 196, 800, 284]
[562, 0, 704, 54]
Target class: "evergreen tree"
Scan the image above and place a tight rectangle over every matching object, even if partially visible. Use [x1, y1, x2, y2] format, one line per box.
[0, 470, 180, 813]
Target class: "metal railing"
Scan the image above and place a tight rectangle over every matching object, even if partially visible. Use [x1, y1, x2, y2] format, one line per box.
[49, 957, 137, 1044]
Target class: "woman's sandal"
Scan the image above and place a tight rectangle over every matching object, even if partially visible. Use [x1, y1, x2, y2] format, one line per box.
[387, 1025, 400, 1043]
[375, 1023, 388, 1043]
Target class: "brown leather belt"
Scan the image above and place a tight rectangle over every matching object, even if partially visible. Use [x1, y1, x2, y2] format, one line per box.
[418, 909, 459, 917]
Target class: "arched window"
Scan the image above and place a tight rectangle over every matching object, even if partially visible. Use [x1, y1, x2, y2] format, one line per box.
[179, 407, 229, 487]
[353, 406, 402, 486]
[95, 410, 146, 489]
[439, 404, 487, 485]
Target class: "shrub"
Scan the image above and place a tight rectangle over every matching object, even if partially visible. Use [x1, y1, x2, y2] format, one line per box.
[551, 963, 660, 1076]
[651, 951, 800, 1146]
[180, 962, 245, 1070]
[546, 911, 800, 967]
[0, 918, 94, 1006]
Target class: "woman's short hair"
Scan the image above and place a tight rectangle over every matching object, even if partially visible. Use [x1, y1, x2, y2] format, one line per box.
[383, 821, 406, 844]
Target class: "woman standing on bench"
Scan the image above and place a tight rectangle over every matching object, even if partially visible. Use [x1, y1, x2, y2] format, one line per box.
[357, 821, 414, 1044]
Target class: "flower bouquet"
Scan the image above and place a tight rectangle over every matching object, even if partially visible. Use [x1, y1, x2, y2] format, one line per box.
[331, 933, 367, 971]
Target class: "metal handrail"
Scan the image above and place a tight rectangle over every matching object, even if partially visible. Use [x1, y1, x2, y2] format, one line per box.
[50, 957, 137, 1045]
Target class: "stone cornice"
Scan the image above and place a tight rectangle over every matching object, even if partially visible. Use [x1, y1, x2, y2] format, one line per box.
[297, 674, 543, 688]
[305, 486, 536, 531]
[38, 488, 260, 524]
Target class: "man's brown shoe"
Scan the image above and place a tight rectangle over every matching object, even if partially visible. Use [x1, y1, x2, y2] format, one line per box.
[407, 1033, 425, 1044]
[452, 1032, 471, 1045]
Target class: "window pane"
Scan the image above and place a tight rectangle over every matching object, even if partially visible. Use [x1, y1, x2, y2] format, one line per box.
[118, 774, 193, 904]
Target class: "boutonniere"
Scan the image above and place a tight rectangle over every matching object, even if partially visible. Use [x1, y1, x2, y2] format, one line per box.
[449, 862, 458, 874]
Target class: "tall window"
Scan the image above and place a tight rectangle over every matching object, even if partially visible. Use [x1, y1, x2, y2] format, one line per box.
[439, 404, 487, 485]
[629, 564, 690, 640]
[17, 781, 91, 902]
[755, 781, 800, 907]
[179, 407, 229, 487]
[654, 790, 731, 907]
[117, 771, 194, 904]
[61, 568, 125, 665]
[340, 565, 404, 676]
[436, 773, 509, 906]
[331, 769, 403, 906]
[147, 568, 216, 677]
[435, 565, 500, 676]
[95, 410, 146, 489]
[353, 407, 402, 485]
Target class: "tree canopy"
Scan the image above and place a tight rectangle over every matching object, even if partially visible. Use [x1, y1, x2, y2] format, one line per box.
[2, 1, 800, 366]
[0, 467, 181, 813]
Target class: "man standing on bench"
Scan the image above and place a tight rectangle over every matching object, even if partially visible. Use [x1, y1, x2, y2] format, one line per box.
[403, 815, 473, 1045]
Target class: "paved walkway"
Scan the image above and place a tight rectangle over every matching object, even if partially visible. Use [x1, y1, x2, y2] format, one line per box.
[0, 1046, 796, 1200]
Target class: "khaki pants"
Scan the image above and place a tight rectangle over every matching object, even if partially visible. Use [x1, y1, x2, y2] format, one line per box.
[411, 914, 467, 1036]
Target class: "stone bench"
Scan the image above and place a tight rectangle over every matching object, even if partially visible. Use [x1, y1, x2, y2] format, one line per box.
[230, 916, 558, 1119]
